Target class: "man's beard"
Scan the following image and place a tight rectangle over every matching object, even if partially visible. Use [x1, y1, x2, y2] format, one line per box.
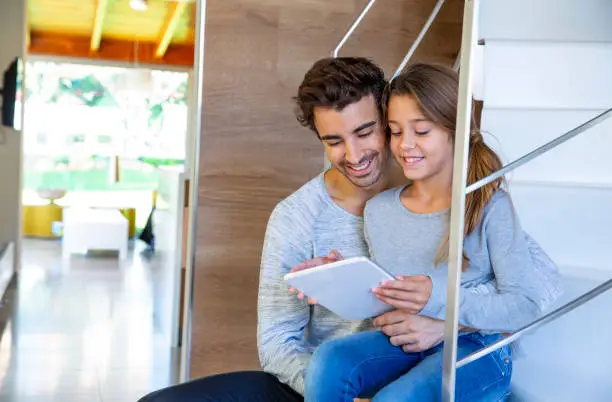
[338, 150, 386, 189]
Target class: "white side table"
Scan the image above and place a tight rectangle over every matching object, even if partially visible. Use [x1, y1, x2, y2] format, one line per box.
[62, 208, 128, 260]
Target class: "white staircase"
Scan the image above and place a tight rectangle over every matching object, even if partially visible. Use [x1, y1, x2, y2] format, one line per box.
[478, 1, 612, 400]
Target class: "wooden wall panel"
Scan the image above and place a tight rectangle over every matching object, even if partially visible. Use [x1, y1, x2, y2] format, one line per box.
[191, 0, 463, 378]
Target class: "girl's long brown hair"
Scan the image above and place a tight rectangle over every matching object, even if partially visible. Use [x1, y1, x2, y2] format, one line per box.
[383, 63, 504, 268]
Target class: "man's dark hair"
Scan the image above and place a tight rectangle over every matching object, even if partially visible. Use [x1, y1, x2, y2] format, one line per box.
[294, 57, 386, 136]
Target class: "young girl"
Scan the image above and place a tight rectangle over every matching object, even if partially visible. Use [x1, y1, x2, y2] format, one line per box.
[303, 63, 560, 401]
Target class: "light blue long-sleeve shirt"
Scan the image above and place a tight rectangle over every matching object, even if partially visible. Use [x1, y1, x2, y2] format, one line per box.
[365, 186, 563, 333]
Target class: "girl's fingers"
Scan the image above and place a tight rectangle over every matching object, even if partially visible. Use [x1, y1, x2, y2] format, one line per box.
[373, 287, 418, 302]
[378, 280, 419, 292]
[376, 295, 421, 313]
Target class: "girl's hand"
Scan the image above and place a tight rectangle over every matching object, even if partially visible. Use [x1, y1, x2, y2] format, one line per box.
[374, 309, 444, 352]
[288, 250, 344, 305]
[372, 275, 432, 314]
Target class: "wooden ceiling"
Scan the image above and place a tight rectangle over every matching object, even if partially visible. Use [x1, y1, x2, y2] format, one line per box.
[28, 0, 196, 67]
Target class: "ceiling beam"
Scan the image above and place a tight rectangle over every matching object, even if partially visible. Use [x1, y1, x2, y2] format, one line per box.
[155, 1, 188, 58]
[91, 0, 110, 52]
[29, 32, 194, 67]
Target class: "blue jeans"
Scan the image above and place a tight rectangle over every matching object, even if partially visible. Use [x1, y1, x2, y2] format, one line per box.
[305, 330, 512, 402]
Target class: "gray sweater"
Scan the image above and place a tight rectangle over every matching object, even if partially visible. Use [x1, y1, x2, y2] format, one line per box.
[365, 186, 562, 333]
[257, 174, 374, 395]
[258, 174, 562, 395]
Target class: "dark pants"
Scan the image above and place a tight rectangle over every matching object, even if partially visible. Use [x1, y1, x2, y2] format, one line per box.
[138, 371, 304, 402]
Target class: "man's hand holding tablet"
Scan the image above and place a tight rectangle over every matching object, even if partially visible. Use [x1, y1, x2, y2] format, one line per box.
[288, 250, 344, 304]
[284, 253, 396, 320]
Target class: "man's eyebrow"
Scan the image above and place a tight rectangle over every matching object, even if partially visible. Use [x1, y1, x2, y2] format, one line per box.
[320, 134, 342, 141]
[319, 121, 377, 141]
[353, 121, 376, 133]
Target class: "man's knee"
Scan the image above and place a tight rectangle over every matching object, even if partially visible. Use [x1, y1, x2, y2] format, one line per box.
[138, 371, 293, 402]
[138, 384, 187, 402]
[137, 373, 242, 402]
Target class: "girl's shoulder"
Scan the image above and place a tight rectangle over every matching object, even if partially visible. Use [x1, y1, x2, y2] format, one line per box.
[484, 189, 512, 213]
[365, 185, 405, 215]
[480, 189, 518, 228]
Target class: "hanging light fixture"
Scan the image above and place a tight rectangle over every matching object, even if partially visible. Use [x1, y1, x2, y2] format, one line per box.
[130, 0, 148, 11]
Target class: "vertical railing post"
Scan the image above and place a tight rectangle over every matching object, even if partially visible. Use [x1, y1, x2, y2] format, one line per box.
[441, 0, 480, 400]
[180, 0, 207, 383]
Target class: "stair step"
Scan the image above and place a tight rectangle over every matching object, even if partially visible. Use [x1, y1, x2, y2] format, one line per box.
[480, 0, 612, 43]
[482, 41, 612, 109]
[481, 108, 612, 183]
[510, 274, 612, 402]
[509, 185, 612, 272]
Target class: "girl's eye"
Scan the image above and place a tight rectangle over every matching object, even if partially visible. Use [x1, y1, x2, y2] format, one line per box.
[390, 131, 402, 137]
[415, 130, 430, 135]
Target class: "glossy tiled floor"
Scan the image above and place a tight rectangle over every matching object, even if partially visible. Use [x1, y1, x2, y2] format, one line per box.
[0, 239, 179, 402]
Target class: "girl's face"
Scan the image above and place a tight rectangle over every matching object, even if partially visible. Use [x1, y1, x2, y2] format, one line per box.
[387, 94, 454, 184]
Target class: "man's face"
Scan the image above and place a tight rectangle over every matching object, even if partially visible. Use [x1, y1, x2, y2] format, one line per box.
[314, 95, 388, 189]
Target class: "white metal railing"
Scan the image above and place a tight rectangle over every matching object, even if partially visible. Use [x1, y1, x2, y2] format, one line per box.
[466, 107, 612, 194]
[333, 0, 447, 81]
[443, 0, 612, 400]
[457, 276, 612, 369]
[392, 0, 446, 78]
[332, 0, 377, 58]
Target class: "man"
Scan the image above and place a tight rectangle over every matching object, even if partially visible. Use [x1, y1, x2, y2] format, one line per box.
[140, 57, 448, 401]
[140, 57, 560, 401]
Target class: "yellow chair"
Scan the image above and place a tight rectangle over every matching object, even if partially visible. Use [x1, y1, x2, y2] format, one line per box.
[23, 205, 137, 239]
[119, 208, 137, 238]
[22, 204, 63, 238]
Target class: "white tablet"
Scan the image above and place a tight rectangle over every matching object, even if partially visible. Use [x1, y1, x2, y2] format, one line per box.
[284, 256, 396, 320]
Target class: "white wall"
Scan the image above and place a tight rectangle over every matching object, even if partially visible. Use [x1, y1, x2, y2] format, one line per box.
[0, 0, 25, 286]
[0, 0, 25, 73]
